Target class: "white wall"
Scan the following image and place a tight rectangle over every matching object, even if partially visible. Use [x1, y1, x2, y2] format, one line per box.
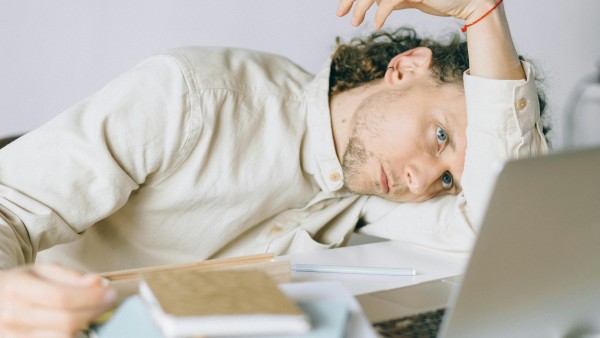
[2, 0, 599, 149]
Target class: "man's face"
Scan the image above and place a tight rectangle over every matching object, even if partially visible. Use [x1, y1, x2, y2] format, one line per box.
[341, 79, 467, 202]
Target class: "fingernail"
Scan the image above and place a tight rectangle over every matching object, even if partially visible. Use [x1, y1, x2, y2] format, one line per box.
[103, 288, 117, 307]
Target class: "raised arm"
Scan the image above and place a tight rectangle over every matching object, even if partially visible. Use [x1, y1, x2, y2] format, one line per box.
[336, 0, 523, 79]
[462, 1, 524, 80]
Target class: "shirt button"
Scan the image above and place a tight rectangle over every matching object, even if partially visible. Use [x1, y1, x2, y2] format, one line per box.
[329, 171, 341, 182]
[270, 225, 283, 235]
[516, 98, 528, 111]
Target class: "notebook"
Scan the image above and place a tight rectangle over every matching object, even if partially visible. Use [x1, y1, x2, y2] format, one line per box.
[357, 146, 600, 338]
[90, 281, 358, 338]
[139, 270, 310, 337]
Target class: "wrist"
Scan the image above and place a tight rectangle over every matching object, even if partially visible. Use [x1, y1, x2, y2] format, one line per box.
[464, 1, 524, 80]
[467, 0, 500, 20]
[462, 0, 504, 32]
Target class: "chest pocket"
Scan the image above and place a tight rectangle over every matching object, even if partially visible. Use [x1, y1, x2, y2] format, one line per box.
[264, 194, 364, 255]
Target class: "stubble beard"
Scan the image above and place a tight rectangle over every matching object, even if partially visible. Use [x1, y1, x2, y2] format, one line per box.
[340, 89, 398, 195]
[341, 135, 369, 194]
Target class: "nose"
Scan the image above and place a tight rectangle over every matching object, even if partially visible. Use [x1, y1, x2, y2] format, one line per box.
[403, 155, 446, 196]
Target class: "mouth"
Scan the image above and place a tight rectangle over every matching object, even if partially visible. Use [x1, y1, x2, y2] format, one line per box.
[380, 166, 390, 194]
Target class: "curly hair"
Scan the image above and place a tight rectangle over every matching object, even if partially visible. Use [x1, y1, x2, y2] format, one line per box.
[329, 27, 550, 139]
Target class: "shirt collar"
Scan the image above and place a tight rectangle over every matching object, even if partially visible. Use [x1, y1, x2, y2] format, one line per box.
[302, 58, 346, 193]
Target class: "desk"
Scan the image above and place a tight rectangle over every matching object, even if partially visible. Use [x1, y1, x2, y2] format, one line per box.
[282, 238, 468, 296]
[273, 238, 469, 338]
[93, 238, 468, 338]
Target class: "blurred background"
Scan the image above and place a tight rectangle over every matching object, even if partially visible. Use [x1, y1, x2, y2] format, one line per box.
[2, 0, 599, 150]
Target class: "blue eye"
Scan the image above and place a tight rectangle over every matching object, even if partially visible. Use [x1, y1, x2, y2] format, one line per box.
[436, 126, 447, 145]
[441, 171, 453, 189]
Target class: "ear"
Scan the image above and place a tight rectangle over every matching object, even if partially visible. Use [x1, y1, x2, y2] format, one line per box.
[385, 47, 433, 86]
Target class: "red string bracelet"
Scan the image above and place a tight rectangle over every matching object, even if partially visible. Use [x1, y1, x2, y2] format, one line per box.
[461, 0, 504, 32]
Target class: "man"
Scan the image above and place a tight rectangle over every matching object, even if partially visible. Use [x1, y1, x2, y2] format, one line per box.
[0, 0, 547, 335]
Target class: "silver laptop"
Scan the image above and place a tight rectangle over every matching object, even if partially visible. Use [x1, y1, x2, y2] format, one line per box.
[357, 147, 600, 338]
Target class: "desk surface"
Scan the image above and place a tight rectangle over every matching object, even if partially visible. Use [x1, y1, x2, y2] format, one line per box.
[95, 237, 467, 338]
[282, 238, 468, 296]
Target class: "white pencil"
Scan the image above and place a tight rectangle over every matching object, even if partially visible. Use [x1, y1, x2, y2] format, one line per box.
[292, 264, 416, 276]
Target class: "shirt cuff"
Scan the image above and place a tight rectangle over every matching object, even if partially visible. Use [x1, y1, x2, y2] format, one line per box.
[464, 61, 539, 137]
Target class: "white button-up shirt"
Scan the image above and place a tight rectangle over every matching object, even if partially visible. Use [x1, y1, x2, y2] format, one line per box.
[0, 47, 547, 271]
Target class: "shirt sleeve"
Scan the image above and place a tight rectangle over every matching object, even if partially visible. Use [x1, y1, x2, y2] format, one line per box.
[358, 61, 549, 254]
[0, 54, 197, 268]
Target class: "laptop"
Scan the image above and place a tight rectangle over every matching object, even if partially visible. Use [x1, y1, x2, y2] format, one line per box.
[357, 146, 600, 338]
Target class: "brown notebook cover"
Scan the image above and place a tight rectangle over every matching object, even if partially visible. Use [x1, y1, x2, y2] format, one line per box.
[101, 253, 292, 305]
[139, 269, 310, 337]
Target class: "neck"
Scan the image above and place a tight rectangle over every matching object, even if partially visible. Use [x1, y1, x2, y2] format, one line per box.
[329, 79, 385, 162]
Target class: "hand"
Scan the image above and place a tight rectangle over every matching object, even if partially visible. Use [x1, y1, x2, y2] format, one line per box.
[0, 263, 116, 337]
[336, 0, 493, 29]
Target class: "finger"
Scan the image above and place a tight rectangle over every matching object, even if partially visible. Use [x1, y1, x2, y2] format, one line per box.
[373, 0, 412, 29]
[4, 269, 115, 310]
[336, 0, 355, 17]
[0, 298, 103, 334]
[33, 264, 116, 310]
[34, 263, 102, 287]
[351, 0, 377, 26]
[373, 0, 397, 29]
[0, 326, 72, 338]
